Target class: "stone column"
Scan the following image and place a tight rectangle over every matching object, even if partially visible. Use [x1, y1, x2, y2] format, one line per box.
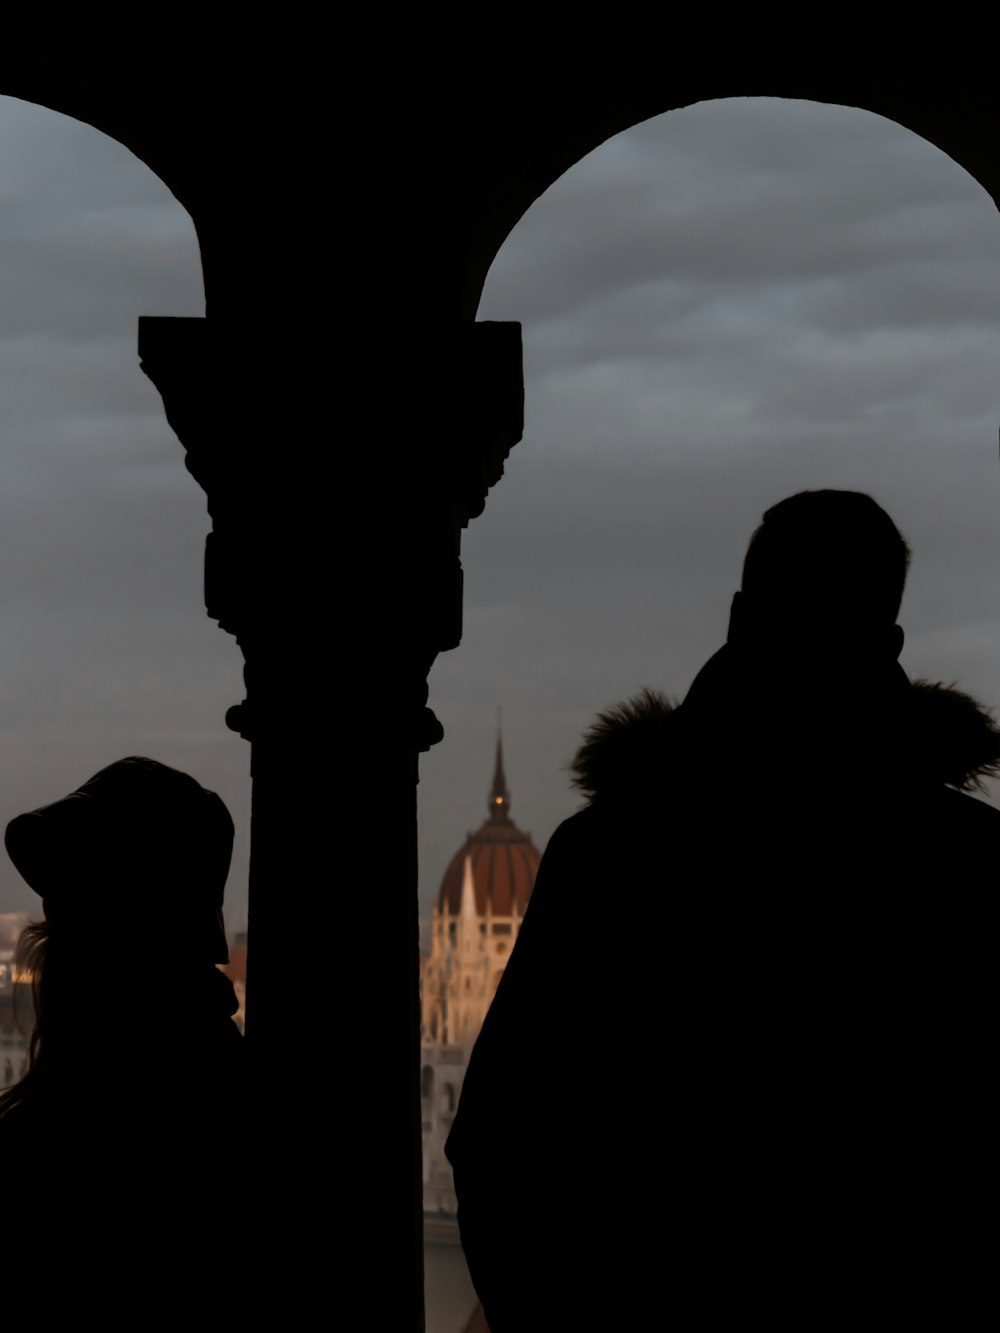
[138, 313, 523, 1326]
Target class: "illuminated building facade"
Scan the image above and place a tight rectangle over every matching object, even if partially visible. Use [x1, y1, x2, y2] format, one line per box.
[0, 914, 31, 1091]
[420, 737, 541, 1214]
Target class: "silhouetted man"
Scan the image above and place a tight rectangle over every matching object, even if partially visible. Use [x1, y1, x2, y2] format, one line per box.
[447, 490, 999, 1330]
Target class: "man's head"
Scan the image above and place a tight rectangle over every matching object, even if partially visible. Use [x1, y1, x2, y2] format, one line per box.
[728, 489, 910, 672]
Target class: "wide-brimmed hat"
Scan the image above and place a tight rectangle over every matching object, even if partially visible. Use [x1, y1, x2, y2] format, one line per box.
[4, 756, 234, 962]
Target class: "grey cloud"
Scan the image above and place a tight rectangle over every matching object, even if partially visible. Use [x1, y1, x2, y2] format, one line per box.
[0, 97, 246, 923]
[484, 99, 1000, 329]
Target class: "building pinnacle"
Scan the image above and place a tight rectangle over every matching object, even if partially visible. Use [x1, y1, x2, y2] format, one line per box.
[489, 708, 510, 820]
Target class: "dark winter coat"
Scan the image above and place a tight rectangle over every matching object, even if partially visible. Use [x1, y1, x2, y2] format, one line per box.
[447, 650, 1000, 1330]
[0, 970, 247, 1306]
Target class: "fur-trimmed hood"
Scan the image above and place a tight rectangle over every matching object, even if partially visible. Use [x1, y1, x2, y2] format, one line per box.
[571, 675, 1000, 803]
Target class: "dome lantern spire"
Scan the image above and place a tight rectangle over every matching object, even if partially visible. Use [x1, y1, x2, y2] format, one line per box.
[489, 707, 510, 821]
[435, 707, 540, 921]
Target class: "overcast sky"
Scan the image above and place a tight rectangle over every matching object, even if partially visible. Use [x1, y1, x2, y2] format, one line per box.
[0, 96, 250, 929]
[1, 95, 998, 941]
[418, 95, 1000, 926]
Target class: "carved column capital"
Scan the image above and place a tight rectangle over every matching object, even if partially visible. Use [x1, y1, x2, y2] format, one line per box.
[138, 316, 219, 500]
[139, 315, 255, 736]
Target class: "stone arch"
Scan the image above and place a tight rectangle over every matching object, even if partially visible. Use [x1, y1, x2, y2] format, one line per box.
[0, 80, 206, 301]
[460, 84, 1000, 322]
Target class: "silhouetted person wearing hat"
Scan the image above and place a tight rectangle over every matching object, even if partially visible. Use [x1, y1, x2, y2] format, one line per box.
[447, 490, 1000, 1329]
[0, 756, 245, 1298]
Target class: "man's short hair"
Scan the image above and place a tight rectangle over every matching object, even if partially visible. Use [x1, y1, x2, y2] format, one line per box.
[741, 490, 911, 627]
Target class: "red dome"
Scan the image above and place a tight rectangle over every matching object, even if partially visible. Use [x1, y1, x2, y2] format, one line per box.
[437, 732, 541, 917]
[438, 814, 541, 918]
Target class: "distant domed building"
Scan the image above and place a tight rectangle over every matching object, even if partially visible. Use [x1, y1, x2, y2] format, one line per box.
[420, 732, 541, 1214]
